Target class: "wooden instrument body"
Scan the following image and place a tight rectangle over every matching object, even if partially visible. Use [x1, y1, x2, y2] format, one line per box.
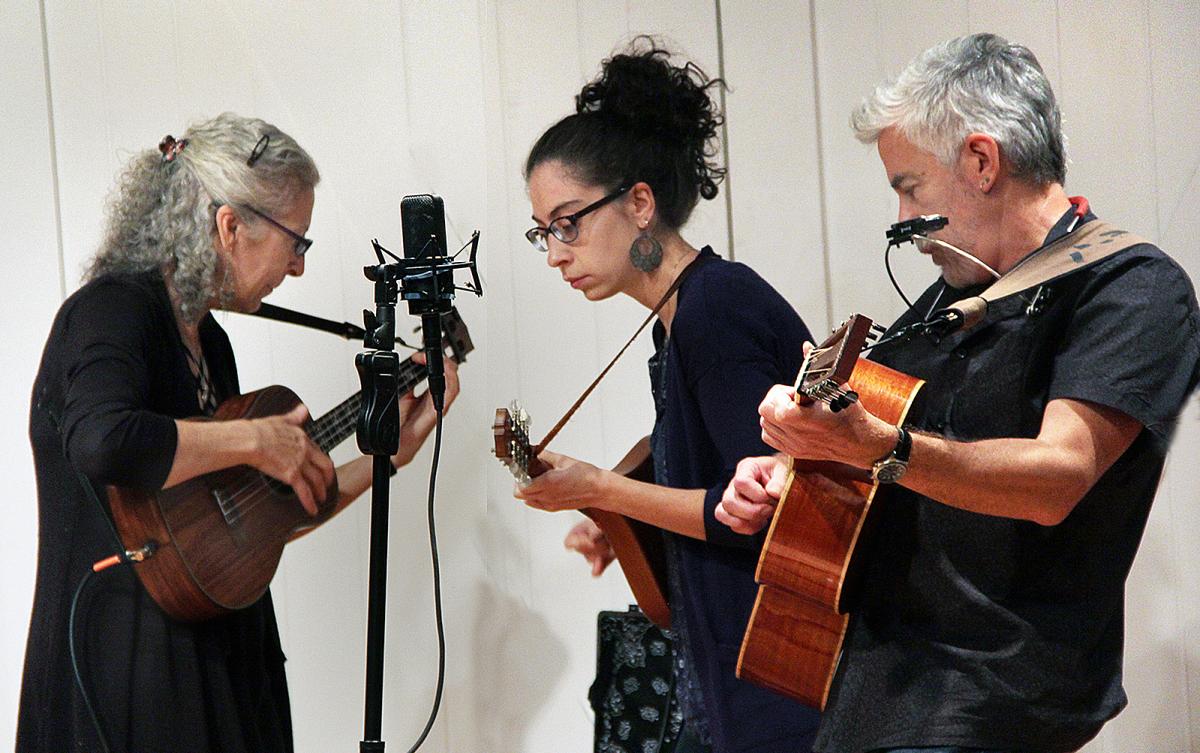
[582, 437, 671, 629]
[737, 357, 924, 709]
[107, 308, 472, 623]
[107, 386, 339, 622]
[493, 410, 671, 628]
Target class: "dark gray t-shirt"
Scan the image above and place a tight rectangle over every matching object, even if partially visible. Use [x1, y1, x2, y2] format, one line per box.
[815, 211, 1200, 753]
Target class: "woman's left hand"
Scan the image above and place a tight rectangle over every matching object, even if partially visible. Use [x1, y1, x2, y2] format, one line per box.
[391, 352, 461, 470]
[513, 449, 609, 512]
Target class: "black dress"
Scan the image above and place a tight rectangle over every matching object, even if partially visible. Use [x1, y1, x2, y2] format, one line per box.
[17, 272, 293, 753]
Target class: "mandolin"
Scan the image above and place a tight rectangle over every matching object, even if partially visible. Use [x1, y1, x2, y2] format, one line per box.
[492, 404, 671, 628]
[736, 314, 924, 709]
[107, 309, 473, 622]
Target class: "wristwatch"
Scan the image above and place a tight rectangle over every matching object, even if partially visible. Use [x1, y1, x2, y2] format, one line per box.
[870, 425, 912, 484]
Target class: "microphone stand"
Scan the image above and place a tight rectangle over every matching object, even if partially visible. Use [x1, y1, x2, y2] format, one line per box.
[353, 216, 480, 753]
[355, 264, 403, 753]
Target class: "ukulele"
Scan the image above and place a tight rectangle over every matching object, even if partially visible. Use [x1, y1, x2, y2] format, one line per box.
[736, 314, 924, 709]
[107, 309, 473, 622]
[493, 404, 671, 628]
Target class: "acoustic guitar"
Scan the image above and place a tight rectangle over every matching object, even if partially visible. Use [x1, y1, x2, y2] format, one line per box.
[736, 314, 924, 709]
[492, 404, 671, 628]
[107, 309, 473, 622]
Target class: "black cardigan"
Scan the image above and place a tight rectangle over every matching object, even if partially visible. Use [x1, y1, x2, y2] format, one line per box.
[18, 272, 293, 753]
[651, 248, 821, 752]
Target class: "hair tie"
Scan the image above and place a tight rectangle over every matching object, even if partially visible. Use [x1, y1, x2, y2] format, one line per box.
[158, 135, 188, 163]
[247, 134, 270, 166]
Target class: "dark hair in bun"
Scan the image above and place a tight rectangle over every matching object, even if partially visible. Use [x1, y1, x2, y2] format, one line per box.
[524, 37, 726, 230]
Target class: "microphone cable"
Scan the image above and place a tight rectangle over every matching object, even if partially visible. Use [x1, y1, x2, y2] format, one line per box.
[883, 242, 915, 309]
[69, 544, 154, 753]
[69, 567, 113, 753]
[884, 234, 1001, 312]
[403, 406, 447, 753]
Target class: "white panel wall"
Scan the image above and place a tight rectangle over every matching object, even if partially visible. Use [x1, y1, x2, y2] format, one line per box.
[3, 1, 1199, 751]
[721, 0, 829, 332]
[490, 1, 1200, 751]
[5, 1, 490, 752]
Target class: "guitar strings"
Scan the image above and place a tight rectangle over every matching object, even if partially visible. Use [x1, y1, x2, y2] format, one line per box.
[215, 360, 429, 525]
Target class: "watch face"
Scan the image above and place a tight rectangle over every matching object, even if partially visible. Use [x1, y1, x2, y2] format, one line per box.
[873, 459, 908, 484]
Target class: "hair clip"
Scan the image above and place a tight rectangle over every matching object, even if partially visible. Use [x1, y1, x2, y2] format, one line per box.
[247, 134, 270, 166]
[158, 135, 188, 163]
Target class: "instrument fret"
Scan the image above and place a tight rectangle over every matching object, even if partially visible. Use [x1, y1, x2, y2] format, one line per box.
[307, 359, 430, 454]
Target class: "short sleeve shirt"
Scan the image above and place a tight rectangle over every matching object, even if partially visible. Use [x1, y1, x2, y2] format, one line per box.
[814, 209, 1200, 753]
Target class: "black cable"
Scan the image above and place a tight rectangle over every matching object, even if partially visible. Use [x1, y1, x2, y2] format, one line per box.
[884, 243, 915, 309]
[404, 407, 446, 753]
[69, 567, 114, 753]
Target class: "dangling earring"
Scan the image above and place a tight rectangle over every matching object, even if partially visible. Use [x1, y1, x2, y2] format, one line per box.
[629, 226, 663, 272]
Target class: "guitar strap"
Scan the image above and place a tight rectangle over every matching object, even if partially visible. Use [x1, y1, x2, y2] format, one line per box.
[245, 302, 367, 341]
[956, 220, 1151, 323]
[533, 251, 710, 455]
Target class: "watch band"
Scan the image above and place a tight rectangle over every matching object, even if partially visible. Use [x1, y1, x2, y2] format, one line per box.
[892, 425, 912, 463]
[870, 425, 911, 484]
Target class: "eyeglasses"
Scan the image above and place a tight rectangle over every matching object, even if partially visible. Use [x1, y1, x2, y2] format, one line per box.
[242, 205, 313, 257]
[525, 184, 631, 252]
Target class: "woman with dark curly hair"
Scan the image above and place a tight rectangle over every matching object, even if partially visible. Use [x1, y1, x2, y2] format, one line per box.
[514, 40, 820, 753]
[17, 112, 457, 753]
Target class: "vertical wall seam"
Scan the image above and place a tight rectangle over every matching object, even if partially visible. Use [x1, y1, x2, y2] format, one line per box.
[713, 0, 735, 260]
[1144, 2, 1163, 243]
[491, 0, 537, 601]
[807, 0, 834, 333]
[1055, 1, 1067, 179]
[594, 0, 618, 465]
[38, 0, 67, 300]
[169, 0, 183, 109]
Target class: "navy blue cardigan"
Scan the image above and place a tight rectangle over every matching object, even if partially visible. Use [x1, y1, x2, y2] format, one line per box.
[651, 248, 819, 752]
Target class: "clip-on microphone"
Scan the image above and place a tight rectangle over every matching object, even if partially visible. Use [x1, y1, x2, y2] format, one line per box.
[872, 214, 988, 348]
[886, 214, 949, 246]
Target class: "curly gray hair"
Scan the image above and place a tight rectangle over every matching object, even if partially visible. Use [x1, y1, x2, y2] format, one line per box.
[851, 33, 1066, 186]
[87, 112, 319, 323]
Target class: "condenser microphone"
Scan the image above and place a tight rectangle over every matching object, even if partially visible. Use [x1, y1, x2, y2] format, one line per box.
[400, 194, 453, 411]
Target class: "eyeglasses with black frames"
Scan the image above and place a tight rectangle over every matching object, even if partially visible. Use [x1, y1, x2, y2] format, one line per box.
[525, 183, 632, 253]
[241, 205, 313, 257]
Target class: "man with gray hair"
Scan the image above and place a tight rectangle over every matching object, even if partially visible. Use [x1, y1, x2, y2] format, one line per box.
[716, 33, 1199, 752]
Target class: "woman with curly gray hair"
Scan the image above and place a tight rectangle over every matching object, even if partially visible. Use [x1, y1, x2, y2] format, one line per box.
[17, 112, 457, 753]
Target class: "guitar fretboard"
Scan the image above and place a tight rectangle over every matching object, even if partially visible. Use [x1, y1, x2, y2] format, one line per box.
[308, 357, 431, 454]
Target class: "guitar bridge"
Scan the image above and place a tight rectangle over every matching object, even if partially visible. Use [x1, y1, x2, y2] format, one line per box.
[213, 488, 237, 525]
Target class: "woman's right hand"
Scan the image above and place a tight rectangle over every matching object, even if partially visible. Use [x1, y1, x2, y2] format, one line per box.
[249, 403, 335, 516]
[564, 518, 615, 577]
[715, 454, 789, 535]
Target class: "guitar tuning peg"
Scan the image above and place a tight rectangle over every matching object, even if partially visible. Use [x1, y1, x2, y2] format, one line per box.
[828, 389, 860, 413]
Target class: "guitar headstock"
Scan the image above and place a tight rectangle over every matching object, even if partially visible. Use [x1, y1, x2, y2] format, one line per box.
[493, 402, 536, 484]
[796, 314, 875, 412]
